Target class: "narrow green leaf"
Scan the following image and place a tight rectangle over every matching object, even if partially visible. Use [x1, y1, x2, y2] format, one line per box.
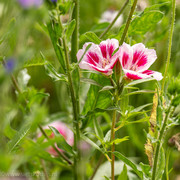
[93, 118, 104, 139]
[110, 136, 129, 145]
[49, 126, 74, 155]
[118, 164, 128, 180]
[125, 90, 155, 96]
[114, 151, 143, 179]
[80, 31, 101, 44]
[80, 77, 102, 87]
[131, 103, 152, 113]
[139, 162, 151, 178]
[126, 78, 155, 87]
[81, 135, 105, 153]
[104, 176, 110, 180]
[46, 21, 65, 73]
[99, 86, 115, 92]
[66, 19, 76, 42]
[44, 63, 67, 82]
[23, 57, 47, 68]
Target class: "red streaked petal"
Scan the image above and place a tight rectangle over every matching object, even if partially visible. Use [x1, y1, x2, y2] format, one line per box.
[100, 39, 119, 59]
[126, 72, 142, 80]
[87, 52, 100, 66]
[142, 70, 154, 75]
[132, 43, 157, 72]
[119, 43, 133, 69]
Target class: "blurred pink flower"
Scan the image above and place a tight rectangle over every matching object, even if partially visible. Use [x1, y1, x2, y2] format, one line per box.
[118, 43, 163, 81]
[77, 39, 120, 75]
[18, 0, 43, 8]
[44, 121, 74, 156]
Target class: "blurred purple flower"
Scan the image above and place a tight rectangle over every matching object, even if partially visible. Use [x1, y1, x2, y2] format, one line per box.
[51, 0, 57, 2]
[18, 0, 43, 8]
[5, 58, 15, 73]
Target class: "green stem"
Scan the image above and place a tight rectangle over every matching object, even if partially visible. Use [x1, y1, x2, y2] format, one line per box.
[40, 159, 49, 180]
[111, 109, 116, 180]
[71, 0, 79, 63]
[89, 154, 104, 180]
[151, 105, 171, 180]
[119, 0, 138, 45]
[165, 148, 170, 180]
[62, 37, 81, 180]
[162, 0, 176, 91]
[100, 0, 129, 39]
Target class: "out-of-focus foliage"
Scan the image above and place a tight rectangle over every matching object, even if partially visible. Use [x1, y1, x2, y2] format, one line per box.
[0, 0, 180, 179]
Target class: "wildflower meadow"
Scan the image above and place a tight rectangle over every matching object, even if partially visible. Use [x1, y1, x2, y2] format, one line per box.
[0, 0, 180, 179]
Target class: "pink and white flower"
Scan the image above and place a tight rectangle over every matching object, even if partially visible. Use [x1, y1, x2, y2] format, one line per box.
[42, 121, 74, 156]
[118, 43, 163, 81]
[77, 39, 120, 75]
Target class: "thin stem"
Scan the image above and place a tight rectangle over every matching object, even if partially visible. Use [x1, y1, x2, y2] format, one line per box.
[89, 154, 104, 180]
[100, 0, 129, 39]
[165, 148, 170, 180]
[119, 0, 138, 45]
[111, 110, 116, 180]
[71, 0, 79, 63]
[151, 105, 172, 180]
[40, 159, 49, 180]
[62, 37, 81, 180]
[162, 0, 176, 91]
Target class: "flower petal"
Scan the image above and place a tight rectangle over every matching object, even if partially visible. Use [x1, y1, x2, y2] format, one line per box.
[118, 42, 133, 69]
[142, 70, 163, 81]
[99, 39, 119, 59]
[132, 43, 157, 72]
[77, 43, 103, 71]
[124, 69, 149, 80]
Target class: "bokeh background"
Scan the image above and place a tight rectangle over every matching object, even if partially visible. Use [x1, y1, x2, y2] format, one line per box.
[0, 0, 180, 179]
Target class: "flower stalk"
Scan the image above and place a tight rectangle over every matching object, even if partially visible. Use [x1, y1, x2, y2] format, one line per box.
[62, 37, 81, 180]
[119, 0, 138, 45]
[100, 0, 129, 39]
[162, 0, 176, 91]
[151, 105, 172, 180]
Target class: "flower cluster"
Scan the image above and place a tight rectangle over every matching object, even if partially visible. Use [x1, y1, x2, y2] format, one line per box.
[77, 39, 163, 81]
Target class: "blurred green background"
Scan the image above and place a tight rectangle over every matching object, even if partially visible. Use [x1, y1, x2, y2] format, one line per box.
[0, 0, 180, 179]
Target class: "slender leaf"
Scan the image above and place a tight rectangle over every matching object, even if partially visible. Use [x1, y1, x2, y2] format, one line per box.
[126, 78, 156, 87]
[118, 164, 128, 180]
[93, 118, 104, 139]
[66, 19, 76, 42]
[114, 151, 143, 179]
[80, 31, 101, 44]
[44, 63, 67, 82]
[49, 126, 74, 155]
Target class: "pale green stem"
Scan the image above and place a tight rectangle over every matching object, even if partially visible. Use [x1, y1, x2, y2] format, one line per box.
[165, 148, 170, 180]
[40, 159, 49, 180]
[100, 0, 129, 39]
[111, 109, 117, 180]
[162, 0, 176, 91]
[119, 0, 138, 45]
[71, 0, 79, 63]
[151, 105, 172, 180]
[62, 37, 81, 180]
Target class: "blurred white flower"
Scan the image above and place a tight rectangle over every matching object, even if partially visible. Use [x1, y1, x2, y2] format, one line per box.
[99, 10, 123, 28]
